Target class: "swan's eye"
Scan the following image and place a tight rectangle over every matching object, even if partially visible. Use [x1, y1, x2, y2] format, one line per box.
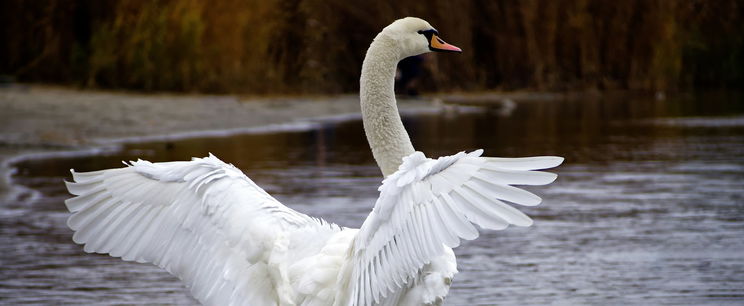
[417, 29, 438, 36]
[417, 29, 438, 42]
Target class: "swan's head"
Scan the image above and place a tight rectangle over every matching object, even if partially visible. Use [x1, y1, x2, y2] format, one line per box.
[381, 17, 462, 59]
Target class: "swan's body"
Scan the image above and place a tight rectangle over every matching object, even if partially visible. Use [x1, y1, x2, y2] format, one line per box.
[65, 17, 563, 306]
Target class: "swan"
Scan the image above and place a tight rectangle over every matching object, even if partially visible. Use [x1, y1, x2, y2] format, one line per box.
[64, 17, 563, 306]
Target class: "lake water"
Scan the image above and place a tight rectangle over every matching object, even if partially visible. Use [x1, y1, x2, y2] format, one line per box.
[2, 94, 744, 305]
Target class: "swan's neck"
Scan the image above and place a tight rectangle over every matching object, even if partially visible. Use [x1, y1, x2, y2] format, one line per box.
[360, 35, 415, 177]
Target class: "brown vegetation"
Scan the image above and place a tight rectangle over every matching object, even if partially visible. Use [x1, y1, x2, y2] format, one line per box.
[1, 0, 742, 93]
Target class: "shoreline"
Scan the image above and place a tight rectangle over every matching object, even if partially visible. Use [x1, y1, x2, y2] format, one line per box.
[1, 85, 445, 204]
[1, 84, 583, 204]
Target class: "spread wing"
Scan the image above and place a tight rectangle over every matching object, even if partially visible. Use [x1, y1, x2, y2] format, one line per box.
[64, 154, 321, 306]
[349, 150, 563, 305]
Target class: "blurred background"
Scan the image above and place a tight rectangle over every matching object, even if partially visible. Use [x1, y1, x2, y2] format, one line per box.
[2, 1, 744, 305]
[1, 0, 742, 93]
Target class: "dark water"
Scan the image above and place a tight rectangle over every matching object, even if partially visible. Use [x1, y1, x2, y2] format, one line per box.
[3, 94, 744, 305]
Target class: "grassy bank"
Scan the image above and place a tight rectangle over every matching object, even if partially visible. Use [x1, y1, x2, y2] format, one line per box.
[1, 0, 742, 93]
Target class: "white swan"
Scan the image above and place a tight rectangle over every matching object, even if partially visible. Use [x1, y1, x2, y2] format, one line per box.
[64, 17, 563, 306]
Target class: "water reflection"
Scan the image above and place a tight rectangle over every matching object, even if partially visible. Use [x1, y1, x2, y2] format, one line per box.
[3, 94, 744, 304]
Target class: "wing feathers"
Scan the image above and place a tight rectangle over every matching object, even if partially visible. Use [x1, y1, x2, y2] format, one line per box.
[65, 155, 323, 306]
[128, 206, 167, 263]
[484, 156, 564, 170]
[418, 206, 438, 258]
[432, 196, 478, 240]
[64, 188, 106, 212]
[469, 175, 542, 206]
[72, 197, 119, 243]
[478, 167, 558, 185]
[427, 200, 460, 248]
[115, 204, 157, 260]
[462, 185, 533, 226]
[99, 202, 141, 253]
[64, 180, 101, 195]
[70, 169, 108, 182]
[351, 151, 562, 305]
[67, 194, 111, 231]
[449, 189, 509, 230]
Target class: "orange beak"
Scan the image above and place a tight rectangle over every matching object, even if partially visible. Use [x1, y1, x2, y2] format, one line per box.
[430, 34, 462, 53]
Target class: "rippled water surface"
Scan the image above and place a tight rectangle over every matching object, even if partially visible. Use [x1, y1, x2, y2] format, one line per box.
[3, 94, 744, 305]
